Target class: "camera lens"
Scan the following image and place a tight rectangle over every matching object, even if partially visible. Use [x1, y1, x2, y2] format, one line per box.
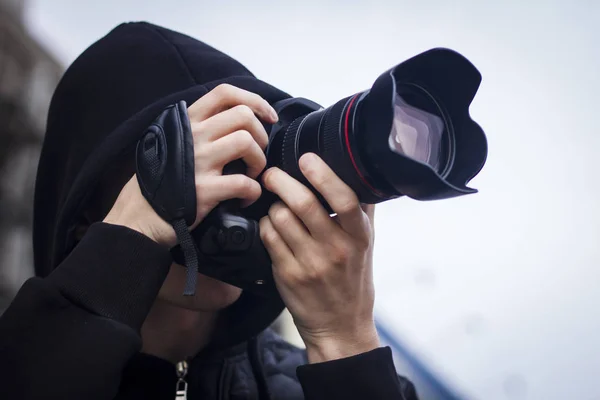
[390, 85, 447, 174]
[263, 48, 486, 207]
[268, 93, 392, 207]
[269, 85, 451, 206]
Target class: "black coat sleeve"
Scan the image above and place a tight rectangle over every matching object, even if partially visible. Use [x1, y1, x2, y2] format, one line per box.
[296, 347, 419, 400]
[0, 223, 172, 400]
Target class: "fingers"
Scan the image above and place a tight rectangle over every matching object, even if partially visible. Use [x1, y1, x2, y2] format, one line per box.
[259, 216, 294, 266]
[298, 153, 369, 242]
[185, 84, 277, 227]
[199, 130, 266, 179]
[262, 167, 338, 241]
[188, 84, 278, 124]
[267, 202, 315, 254]
[194, 174, 262, 224]
[193, 104, 270, 150]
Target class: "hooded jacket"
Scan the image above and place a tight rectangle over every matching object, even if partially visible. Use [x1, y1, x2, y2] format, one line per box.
[0, 22, 418, 399]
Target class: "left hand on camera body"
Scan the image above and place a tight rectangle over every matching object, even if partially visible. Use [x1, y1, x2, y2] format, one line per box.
[259, 153, 379, 364]
[104, 84, 277, 247]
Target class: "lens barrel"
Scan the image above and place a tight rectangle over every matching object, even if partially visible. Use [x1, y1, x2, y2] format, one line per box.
[272, 94, 388, 206]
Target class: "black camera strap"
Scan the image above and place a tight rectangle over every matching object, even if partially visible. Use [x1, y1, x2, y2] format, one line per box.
[135, 101, 199, 296]
[172, 219, 199, 296]
[136, 101, 282, 299]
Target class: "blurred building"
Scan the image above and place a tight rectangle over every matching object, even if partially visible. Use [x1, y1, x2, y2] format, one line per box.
[0, 0, 63, 313]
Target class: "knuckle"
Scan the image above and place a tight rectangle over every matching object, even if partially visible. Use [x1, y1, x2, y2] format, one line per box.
[335, 196, 359, 216]
[234, 104, 255, 121]
[276, 267, 297, 285]
[288, 268, 318, 286]
[259, 225, 277, 245]
[214, 83, 234, 97]
[296, 252, 329, 282]
[191, 121, 204, 136]
[329, 242, 351, 265]
[303, 253, 322, 271]
[234, 130, 254, 151]
[271, 206, 293, 226]
[330, 251, 348, 266]
[247, 91, 263, 104]
[233, 175, 253, 192]
[303, 265, 325, 284]
[294, 196, 318, 218]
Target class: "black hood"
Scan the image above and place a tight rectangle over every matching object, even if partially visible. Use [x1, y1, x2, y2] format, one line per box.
[33, 21, 289, 349]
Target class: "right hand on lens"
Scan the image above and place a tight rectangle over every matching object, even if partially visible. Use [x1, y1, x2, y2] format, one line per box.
[104, 84, 279, 247]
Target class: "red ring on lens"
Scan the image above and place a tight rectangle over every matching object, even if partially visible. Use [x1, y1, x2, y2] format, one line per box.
[344, 94, 385, 197]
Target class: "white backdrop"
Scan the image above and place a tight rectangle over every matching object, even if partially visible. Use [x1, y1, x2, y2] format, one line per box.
[26, 1, 600, 399]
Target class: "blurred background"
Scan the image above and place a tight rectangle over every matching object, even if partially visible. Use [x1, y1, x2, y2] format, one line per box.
[1, 0, 599, 399]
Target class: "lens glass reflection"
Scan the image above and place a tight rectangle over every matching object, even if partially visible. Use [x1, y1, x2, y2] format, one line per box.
[388, 92, 445, 172]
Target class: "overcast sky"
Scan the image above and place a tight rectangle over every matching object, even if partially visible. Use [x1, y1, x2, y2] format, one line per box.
[25, 1, 600, 399]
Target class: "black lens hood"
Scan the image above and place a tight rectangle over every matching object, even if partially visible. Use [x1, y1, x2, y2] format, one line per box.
[359, 48, 488, 200]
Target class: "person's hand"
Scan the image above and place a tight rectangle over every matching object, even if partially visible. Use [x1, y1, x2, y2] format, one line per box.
[104, 84, 278, 247]
[259, 153, 379, 363]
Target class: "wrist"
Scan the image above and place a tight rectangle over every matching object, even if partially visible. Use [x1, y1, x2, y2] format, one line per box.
[103, 210, 173, 248]
[102, 176, 176, 247]
[302, 326, 381, 364]
[102, 217, 151, 242]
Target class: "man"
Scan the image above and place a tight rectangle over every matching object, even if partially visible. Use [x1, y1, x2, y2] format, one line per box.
[0, 22, 418, 399]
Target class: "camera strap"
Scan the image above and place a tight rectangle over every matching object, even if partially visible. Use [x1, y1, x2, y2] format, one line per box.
[135, 101, 199, 296]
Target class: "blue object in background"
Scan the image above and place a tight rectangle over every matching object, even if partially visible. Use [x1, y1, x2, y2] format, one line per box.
[377, 320, 464, 400]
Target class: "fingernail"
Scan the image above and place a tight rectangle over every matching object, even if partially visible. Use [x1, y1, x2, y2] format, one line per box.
[262, 167, 274, 184]
[269, 106, 279, 122]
